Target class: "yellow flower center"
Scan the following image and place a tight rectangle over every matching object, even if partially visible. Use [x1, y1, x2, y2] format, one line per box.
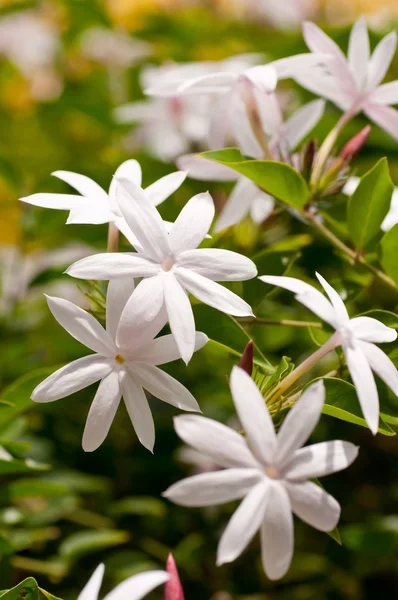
[265, 466, 279, 479]
[115, 354, 125, 364]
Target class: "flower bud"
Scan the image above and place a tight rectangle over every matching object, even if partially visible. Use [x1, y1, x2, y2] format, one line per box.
[238, 340, 253, 376]
[165, 553, 184, 600]
[340, 125, 371, 161]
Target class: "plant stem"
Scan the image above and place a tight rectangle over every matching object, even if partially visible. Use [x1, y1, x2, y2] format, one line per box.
[240, 317, 322, 328]
[107, 222, 119, 253]
[266, 333, 340, 405]
[242, 82, 274, 160]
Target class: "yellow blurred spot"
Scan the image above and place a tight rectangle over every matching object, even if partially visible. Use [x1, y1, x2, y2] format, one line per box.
[0, 181, 20, 247]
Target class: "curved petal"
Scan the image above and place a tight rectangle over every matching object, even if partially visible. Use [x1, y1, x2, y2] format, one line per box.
[109, 159, 142, 198]
[31, 355, 112, 403]
[302, 21, 347, 62]
[120, 370, 155, 452]
[370, 81, 398, 106]
[250, 193, 275, 224]
[293, 67, 352, 111]
[242, 65, 277, 93]
[52, 171, 109, 204]
[344, 342, 379, 434]
[66, 253, 160, 280]
[348, 16, 370, 91]
[177, 72, 237, 95]
[358, 340, 398, 395]
[132, 332, 208, 365]
[213, 178, 254, 232]
[173, 414, 259, 469]
[106, 278, 135, 340]
[350, 316, 397, 343]
[276, 380, 325, 468]
[66, 202, 112, 225]
[178, 248, 257, 281]
[217, 479, 269, 565]
[169, 192, 215, 255]
[366, 31, 397, 92]
[283, 99, 325, 150]
[176, 154, 237, 182]
[343, 176, 360, 196]
[78, 564, 104, 600]
[285, 440, 359, 480]
[20, 193, 81, 210]
[163, 271, 196, 365]
[82, 370, 122, 452]
[260, 482, 293, 581]
[46, 296, 116, 356]
[285, 481, 340, 532]
[177, 267, 254, 317]
[133, 364, 200, 412]
[163, 468, 261, 507]
[316, 273, 349, 325]
[364, 103, 398, 141]
[104, 571, 169, 600]
[230, 366, 276, 466]
[114, 218, 144, 253]
[145, 171, 187, 207]
[208, 92, 235, 150]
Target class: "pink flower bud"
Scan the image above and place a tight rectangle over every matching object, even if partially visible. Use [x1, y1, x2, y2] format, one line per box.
[238, 340, 253, 376]
[340, 125, 371, 161]
[165, 553, 184, 600]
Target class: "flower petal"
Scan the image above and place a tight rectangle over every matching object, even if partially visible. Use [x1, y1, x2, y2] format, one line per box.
[168, 192, 215, 255]
[260, 482, 293, 581]
[119, 371, 155, 452]
[133, 364, 200, 412]
[163, 468, 262, 507]
[178, 248, 257, 281]
[370, 81, 398, 105]
[250, 193, 275, 224]
[52, 171, 109, 204]
[213, 178, 255, 232]
[366, 31, 397, 92]
[106, 278, 135, 340]
[350, 316, 397, 343]
[104, 571, 169, 600]
[344, 342, 379, 434]
[316, 273, 349, 325]
[46, 295, 116, 356]
[66, 253, 160, 280]
[208, 92, 235, 150]
[230, 366, 277, 465]
[177, 267, 254, 317]
[176, 154, 237, 182]
[285, 440, 359, 480]
[293, 66, 352, 111]
[132, 332, 208, 365]
[109, 159, 142, 198]
[302, 21, 347, 62]
[144, 171, 187, 207]
[82, 370, 122, 452]
[283, 99, 325, 151]
[217, 479, 269, 566]
[276, 380, 325, 468]
[358, 340, 398, 395]
[176, 72, 237, 95]
[364, 103, 398, 141]
[242, 65, 277, 93]
[20, 193, 81, 210]
[78, 564, 104, 600]
[173, 414, 259, 469]
[285, 481, 340, 532]
[348, 16, 370, 91]
[163, 271, 196, 365]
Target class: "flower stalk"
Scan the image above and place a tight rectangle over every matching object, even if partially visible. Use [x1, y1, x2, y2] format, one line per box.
[107, 222, 119, 253]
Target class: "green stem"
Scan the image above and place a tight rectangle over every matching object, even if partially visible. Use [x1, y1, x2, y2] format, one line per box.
[240, 317, 322, 328]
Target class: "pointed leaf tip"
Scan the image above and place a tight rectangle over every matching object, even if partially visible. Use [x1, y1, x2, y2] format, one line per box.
[165, 554, 184, 600]
[238, 341, 254, 376]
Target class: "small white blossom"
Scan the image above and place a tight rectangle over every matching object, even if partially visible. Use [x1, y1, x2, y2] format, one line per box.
[79, 27, 152, 68]
[164, 368, 358, 580]
[32, 279, 207, 452]
[259, 272, 398, 434]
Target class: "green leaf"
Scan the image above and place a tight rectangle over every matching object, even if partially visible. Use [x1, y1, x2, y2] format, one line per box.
[0, 450, 49, 476]
[59, 529, 129, 560]
[380, 223, 398, 284]
[199, 148, 309, 208]
[110, 497, 167, 519]
[0, 579, 39, 600]
[0, 479, 68, 502]
[347, 158, 394, 250]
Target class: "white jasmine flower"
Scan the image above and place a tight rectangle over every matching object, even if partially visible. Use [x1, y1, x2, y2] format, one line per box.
[343, 176, 398, 232]
[32, 279, 207, 452]
[164, 368, 358, 580]
[78, 563, 169, 600]
[66, 179, 256, 364]
[80, 27, 152, 68]
[259, 273, 398, 434]
[295, 17, 398, 140]
[20, 160, 186, 247]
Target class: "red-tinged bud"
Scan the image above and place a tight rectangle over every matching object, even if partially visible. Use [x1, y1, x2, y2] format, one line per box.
[165, 554, 184, 600]
[340, 125, 371, 161]
[238, 340, 253, 376]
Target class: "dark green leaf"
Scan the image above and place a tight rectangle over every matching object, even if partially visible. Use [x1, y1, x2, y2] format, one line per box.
[380, 223, 398, 284]
[59, 529, 129, 560]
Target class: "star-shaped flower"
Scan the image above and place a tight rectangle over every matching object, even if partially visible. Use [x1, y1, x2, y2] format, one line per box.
[259, 273, 398, 434]
[164, 368, 358, 580]
[295, 17, 398, 140]
[32, 279, 207, 452]
[66, 179, 256, 364]
[78, 563, 169, 600]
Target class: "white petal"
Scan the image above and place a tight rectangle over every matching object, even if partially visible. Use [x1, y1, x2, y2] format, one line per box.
[109, 159, 142, 198]
[230, 366, 276, 465]
[366, 31, 397, 92]
[358, 340, 398, 395]
[364, 103, 398, 141]
[260, 482, 293, 581]
[293, 66, 352, 111]
[66, 202, 112, 225]
[117, 275, 166, 350]
[342, 176, 360, 196]
[177, 268, 254, 317]
[78, 564, 104, 600]
[285, 481, 340, 532]
[53, 170, 109, 204]
[242, 65, 277, 93]
[350, 316, 397, 343]
[284, 100, 325, 151]
[285, 440, 359, 480]
[116, 177, 170, 261]
[104, 571, 169, 600]
[213, 178, 254, 232]
[370, 81, 398, 106]
[144, 171, 187, 206]
[66, 253, 160, 280]
[208, 92, 235, 150]
[20, 193, 81, 210]
[250, 193, 275, 224]
[120, 371, 155, 452]
[46, 296, 116, 356]
[132, 332, 208, 365]
[344, 342, 379, 434]
[382, 197, 398, 231]
[114, 218, 144, 253]
[178, 248, 257, 281]
[348, 16, 370, 91]
[163, 468, 262, 507]
[276, 380, 325, 468]
[168, 192, 214, 255]
[176, 154, 237, 182]
[82, 370, 122, 452]
[106, 278, 135, 340]
[173, 414, 259, 469]
[217, 479, 269, 565]
[302, 21, 347, 61]
[31, 355, 112, 403]
[316, 273, 350, 325]
[133, 364, 200, 412]
[176, 72, 237, 95]
[163, 271, 196, 365]
[258, 275, 336, 327]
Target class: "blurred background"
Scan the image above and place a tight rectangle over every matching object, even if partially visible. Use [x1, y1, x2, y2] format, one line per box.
[0, 1, 398, 599]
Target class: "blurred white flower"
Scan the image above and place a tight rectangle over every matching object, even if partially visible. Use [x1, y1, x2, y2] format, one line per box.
[79, 27, 152, 68]
[343, 176, 398, 232]
[32, 280, 207, 452]
[164, 369, 358, 580]
[243, 0, 317, 29]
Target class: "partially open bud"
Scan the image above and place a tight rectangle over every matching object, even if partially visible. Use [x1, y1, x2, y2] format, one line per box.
[165, 553, 184, 600]
[340, 125, 371, 162]
[238, 340, 253, 376]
